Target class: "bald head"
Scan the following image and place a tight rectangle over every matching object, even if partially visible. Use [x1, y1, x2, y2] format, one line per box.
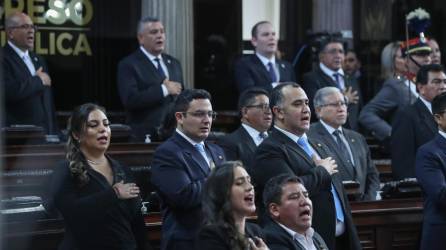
[5, 12, 36, 51]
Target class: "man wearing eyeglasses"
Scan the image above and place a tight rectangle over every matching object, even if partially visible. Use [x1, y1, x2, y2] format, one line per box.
[391, 64, 446, 180]
[308, 87, 380, 201]
[2, 12, 58, 135]
[151, 89, 225, 250]
[302, 38, 361, 131]
[217, 87, 272, 170]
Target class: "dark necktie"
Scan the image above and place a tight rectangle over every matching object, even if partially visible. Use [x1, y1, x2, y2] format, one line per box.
[333, 73, 342, 90]
[267, 62, 277, 82]
[297, 136, 344, 222]
[259, 132, 268, 140]
[333, 130, 353, 166]
[154, 58, 166, 79]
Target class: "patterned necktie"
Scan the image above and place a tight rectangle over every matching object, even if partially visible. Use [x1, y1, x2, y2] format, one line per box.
[333, 130, 353, 166]
[154, 58, 166, 79]
[333, 73, 342, 90]
[259, 132, 268, 140]
[267, 62, 277, 82]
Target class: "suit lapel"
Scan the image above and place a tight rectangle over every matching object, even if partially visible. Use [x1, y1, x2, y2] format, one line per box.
[206, 143, 225, 171]
[251, 55, 273, 82]
[316, 66, 337, 87]
[313, 123, 355, 178]
[415, 99, 437, 134]
[238, 127, 257, 154]
[342, 130, 360, 178]
[272, 129, 314, 165]
[5, 44, 33, 77]
[276, 60, 287, 82]
[174, 133, 211, 175]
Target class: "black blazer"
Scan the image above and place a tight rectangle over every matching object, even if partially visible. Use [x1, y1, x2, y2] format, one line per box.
[2, 43, 58, 134]
[117, 49, 183, 141]
[302, 66, 362, 131]
[308, 122, 380, 201]
[391, 98, 437, 180]
[216, 126, 257, 170]
[234, 54, 296, 93]
[47, 158, 147, 250]
[415, 134, 446, 250]
[263, 217, 328, 250]
[252, 128, 361, 250]
[196, 222, 264, 250]
[151, 132, 226, 250]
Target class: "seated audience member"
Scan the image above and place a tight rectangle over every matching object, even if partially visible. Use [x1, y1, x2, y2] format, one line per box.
[302, 37, 361, 130]
[309, 87, 380, 201]
[117, 16, 183, 142]
[427, 38, 441, 65]
[3, 12, 58, 135]
[359, 38, 432, 144]
[251, 83, 361, 250]
[392, 64, 446, 180]
[234, 21, 296, 94]
[151, 89, 226, 250]
[47, 103, 148, 250]
[415, 92, 446, 250]
[217, 87, 272, 169]
[196, 161, 268, 250]
[263, 174, 328, 250]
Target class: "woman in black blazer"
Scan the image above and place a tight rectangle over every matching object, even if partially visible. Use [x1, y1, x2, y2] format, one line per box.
[47, 103, 148, 250]
[196, 161, 269, 250]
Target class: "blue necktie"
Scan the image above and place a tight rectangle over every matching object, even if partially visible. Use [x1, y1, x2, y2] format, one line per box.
[194, 143, 209, 166]
[267, 62, 277, 82]
[297, 136, 344, 222]
[333, 73, 342, 90]
[154, 58, 166, 79]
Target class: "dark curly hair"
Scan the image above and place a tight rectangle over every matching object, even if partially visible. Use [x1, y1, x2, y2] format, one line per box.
[66, 103, 106, 187]
[202, 161, 250, 250]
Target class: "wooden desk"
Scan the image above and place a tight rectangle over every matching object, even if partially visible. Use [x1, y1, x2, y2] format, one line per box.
[2, 198, 423, 250]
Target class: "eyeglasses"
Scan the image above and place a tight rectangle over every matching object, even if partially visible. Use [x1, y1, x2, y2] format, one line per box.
[182, 111, 217, 119]
[10, 24, 37, 31]
[320, 101, 347, 108]
[245, 103, 271, 111]
[430, 79, 446, 85]
[323, 48, 344, 55]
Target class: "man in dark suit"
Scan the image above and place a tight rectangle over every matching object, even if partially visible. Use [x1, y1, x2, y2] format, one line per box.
[302, 38, 361, 130]
[308, 87, 380, 201]
[217, 87, 272, 169]
[234, 21, 296, 94]
[263, 174, 328, 250]
[3, 12, 58, 135]
[359, 38, 432, 143]
[252, 83, 361, 250]
[151, 89, 225, 250]
[117, 16, 183, 142]
[391, 64, 446, 180]
[415, 92, 446, 250]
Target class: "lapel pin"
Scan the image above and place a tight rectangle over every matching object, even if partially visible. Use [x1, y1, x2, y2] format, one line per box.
[218, 155, 223, 160]
[167, 59, 171, 64]
[351, 139, 355, 142]
[317, 143, 322, 147]
[281, 63, 285, 68]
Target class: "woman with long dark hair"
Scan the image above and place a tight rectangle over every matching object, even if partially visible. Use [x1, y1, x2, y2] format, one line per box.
[48, 103, 148, 250]
[196, 161, 268, 250]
